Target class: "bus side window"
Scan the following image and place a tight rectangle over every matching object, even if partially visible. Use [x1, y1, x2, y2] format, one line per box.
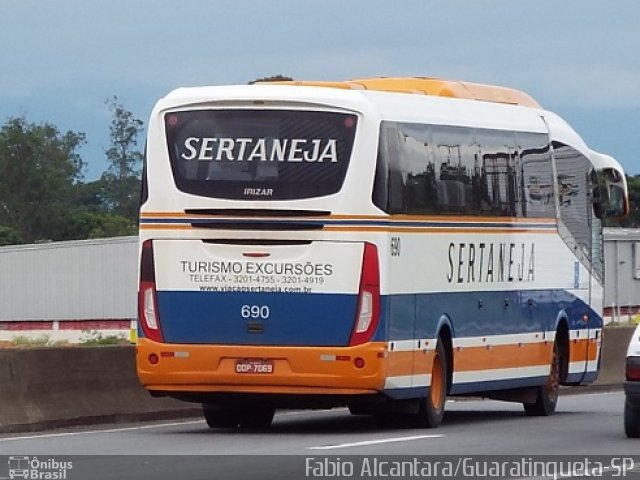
[553, 141, 593, 269]
[140, 143, 149, 207]
[386, 123, 406, 213]
[372, 122, 393, 212]
[517, 132, 555, 219]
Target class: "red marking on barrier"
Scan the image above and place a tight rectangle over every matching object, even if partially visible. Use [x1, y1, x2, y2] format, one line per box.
[59, 320, 131, 330]
[0, 321, 53, 331]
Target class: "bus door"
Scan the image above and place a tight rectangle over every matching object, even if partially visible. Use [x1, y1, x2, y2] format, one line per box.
[585, 167, 602, 380]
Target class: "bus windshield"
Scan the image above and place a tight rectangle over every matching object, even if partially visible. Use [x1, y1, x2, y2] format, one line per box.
[165, 109, 357, 200]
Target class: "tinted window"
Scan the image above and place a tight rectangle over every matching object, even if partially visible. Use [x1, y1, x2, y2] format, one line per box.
[373, 121, 555, 218]
[517, 132, 555, 218]
[165, 110, 357, 200]
[476, 129, 518, 216]
[553, 142, 600, 278]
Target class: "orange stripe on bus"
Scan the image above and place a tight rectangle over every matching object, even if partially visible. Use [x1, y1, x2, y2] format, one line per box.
[569, 338, 599, 362]
[454, 342, 553, 372]
[386, 350, 415, 377]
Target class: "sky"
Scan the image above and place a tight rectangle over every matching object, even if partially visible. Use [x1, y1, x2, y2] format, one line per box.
[1, 0, 640, 180]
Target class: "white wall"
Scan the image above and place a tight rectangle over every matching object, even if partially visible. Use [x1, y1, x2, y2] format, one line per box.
[0, 237, 137, 321]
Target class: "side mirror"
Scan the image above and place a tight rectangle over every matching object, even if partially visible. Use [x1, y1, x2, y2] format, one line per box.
[593, 167, 628, 219]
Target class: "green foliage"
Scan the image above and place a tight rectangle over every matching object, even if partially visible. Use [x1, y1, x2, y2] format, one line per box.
[55, 211, 137, 239]
[248, 74, 293, 84]
[11, 334, 59, 347]
[11, 335, 48, 347]
[0, 97, 145, 245]
[0, 117, 86, 243]
[8, 332, 128, 347]
[0, 225, 22, 246]
[79, 330, 129, 346]
[101, 96, 143, 221]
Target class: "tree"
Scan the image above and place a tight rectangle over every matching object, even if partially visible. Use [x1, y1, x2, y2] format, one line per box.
[0, 225, 22, 246]
[622, 175, 640, 227]
[54, 211, 137, 240]
[248, 74, 293, 85]
[101, 96, 144, 221]
[0, 116, 85, 243]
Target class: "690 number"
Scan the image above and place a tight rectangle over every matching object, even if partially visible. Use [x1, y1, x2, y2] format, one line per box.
[241, 305, 270, 319]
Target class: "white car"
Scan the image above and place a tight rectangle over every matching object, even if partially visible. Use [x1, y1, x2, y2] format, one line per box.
[625, 323, 640, 438]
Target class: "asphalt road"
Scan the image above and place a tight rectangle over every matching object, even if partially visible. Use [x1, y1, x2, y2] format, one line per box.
[0, 390, 638, 480]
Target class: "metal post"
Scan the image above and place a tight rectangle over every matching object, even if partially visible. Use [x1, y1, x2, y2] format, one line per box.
[615, 240, 620, 323]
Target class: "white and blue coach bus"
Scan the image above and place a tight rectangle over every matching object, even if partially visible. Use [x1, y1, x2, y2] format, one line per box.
[136, 77, 628, 429]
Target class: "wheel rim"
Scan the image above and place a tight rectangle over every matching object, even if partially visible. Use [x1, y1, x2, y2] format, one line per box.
[546, 346, 560, 400]
[430, 352, 444, 410]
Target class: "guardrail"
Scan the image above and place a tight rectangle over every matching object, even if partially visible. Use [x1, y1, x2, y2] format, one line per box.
[0, 326, 635, 433]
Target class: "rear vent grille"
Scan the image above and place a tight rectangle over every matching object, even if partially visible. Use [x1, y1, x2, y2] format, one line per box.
[203, 239, 312, 246]
[184, 209, 330, 217]
[191, 221, 323, 231]
[185, 209, 330, 231]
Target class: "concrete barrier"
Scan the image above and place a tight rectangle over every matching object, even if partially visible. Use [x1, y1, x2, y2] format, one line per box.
[594, 325, 636, 387]
[0, 325, 636, 433]
[0, 346, 198, 433]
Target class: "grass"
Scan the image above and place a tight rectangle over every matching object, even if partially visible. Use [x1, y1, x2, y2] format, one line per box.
[3, 330, 130, 348]
[78, 330, 130, 346]
[10, 334, 70, 347]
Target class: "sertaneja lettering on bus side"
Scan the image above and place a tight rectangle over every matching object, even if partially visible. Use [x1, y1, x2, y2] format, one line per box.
[447, 242, 535, 284]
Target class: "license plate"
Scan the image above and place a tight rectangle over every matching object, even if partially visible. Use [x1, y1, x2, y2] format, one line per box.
[235, 359, 274, 374]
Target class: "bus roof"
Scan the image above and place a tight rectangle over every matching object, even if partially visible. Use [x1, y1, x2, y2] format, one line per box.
[263, 77, 542, 109]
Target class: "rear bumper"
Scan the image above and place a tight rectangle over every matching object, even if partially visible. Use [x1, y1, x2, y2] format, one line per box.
[136, 338, 387, 397]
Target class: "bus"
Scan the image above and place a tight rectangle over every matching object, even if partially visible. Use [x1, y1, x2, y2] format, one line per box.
[136, 77, 628, 429]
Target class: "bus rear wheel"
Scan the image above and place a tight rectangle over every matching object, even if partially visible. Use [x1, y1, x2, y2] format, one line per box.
[523, 341, 560, 416]
[203, 404, 275, 429]
[416, 340, 448, 428]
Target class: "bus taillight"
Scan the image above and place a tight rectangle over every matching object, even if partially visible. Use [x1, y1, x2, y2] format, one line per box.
[350, 243, 380, 346]
[138, 240, 164, 343]
[627, 357, 640, 381]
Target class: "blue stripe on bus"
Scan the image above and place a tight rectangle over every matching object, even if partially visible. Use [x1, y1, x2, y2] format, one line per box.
[154, 288, 598, 346]
[156, 291, 361, 346]
[387, 289, 599, 341]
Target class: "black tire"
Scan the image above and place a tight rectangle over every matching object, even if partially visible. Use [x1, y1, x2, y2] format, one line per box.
[238, 407, 276, 429]
[416, 339, 448, 428]
[348, 403, 375, 415]
[203, 405, 242, 428]
[203, 404, 275, 429]
[524, 341, 560, 416]
[624, 397, 640, 438]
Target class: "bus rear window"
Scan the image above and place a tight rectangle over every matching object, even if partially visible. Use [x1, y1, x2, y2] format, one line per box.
[165, 109, 357, 200]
